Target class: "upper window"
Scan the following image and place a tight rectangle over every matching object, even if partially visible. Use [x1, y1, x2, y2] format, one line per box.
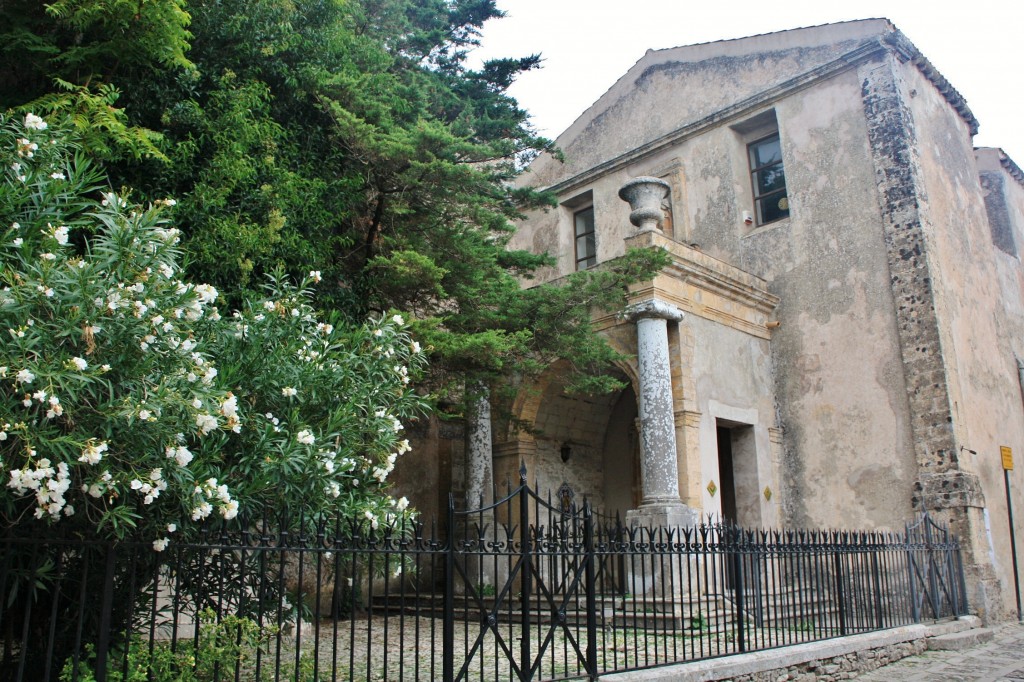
[748, 133, 789, 225]
[574, 206, 597, 270]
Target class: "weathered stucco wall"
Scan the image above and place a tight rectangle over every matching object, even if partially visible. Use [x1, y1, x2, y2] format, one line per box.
[902, 59, 1024, 619]
[685, 314, 777, 526]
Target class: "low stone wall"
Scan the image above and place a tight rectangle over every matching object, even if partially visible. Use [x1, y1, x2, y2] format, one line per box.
[602, 618, 980, 682]
[730, 639, 927, 681]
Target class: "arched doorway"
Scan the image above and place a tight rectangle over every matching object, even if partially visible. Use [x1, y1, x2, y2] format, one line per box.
[527, 366, 639, 519]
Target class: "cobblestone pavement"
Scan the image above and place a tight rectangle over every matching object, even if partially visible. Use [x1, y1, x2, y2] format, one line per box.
[855, 623, 1024, 682]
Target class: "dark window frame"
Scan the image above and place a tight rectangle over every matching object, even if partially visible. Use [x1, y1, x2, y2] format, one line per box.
[573, 205, 597, 270]
[747, 132, 790, 226]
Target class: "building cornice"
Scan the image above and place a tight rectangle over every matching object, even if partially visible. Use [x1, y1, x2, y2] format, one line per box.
[882, 32, 979, 136]
[1000, 150, 1024, 189]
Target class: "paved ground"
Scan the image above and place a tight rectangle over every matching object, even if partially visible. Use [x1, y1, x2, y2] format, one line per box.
[856, 623, 1024, 682]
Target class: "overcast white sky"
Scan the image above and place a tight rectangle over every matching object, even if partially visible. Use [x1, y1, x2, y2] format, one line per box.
[472, 0, 1024, 162]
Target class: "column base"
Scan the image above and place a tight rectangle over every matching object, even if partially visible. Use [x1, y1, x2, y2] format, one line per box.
[626, 501, 701, 529]
[624, 503, 703, 601]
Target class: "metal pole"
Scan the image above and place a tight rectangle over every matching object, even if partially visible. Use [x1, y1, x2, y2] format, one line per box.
[583, 502, 598, 680]
[520, 466, 532, 682]
[1004, 468, 1023, 623]
[443, 493, 455, 682]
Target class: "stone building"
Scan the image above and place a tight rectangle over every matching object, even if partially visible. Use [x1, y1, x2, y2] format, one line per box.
[394, 18, 1024, 621]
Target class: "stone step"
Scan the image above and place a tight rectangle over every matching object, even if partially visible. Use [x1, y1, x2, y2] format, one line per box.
[927, 627, 994, 651]
[923, 615, 982, 638]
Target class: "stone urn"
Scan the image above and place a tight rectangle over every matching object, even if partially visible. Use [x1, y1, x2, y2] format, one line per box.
[618, 176, 670, 233]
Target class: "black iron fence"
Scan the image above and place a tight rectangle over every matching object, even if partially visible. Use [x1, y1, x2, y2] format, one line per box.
[0, 469, 968, 681]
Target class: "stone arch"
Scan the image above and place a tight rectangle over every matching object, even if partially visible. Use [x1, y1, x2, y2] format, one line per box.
[501, 360, 638, 517]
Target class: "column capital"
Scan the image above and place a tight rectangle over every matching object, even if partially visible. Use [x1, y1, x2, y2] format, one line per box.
[623, 299, 684, 323]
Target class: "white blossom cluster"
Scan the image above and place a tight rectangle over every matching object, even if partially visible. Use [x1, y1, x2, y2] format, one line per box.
[131, 469, 168, 505]
[78, 440, 109, 465]
[8, 457, 73, 519]
[191, 477, 238, 521]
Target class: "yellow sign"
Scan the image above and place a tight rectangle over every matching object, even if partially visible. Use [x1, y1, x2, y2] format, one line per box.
[1001, 446, 1014, 471]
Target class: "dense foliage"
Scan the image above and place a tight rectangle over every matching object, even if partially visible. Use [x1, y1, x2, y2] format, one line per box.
[0, 114, 426, 544]
[0, 0, 667, 405]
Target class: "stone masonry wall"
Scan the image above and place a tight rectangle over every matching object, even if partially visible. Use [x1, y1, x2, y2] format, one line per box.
[859, 56, 958, 482]
[729, 639, 927, 682]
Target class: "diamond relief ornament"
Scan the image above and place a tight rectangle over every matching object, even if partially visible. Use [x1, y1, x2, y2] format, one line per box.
[763, 486, 773, 501]
[706, 480, 718, 497]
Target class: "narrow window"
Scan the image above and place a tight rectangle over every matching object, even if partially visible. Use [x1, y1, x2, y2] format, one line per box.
[574, 206, 597, 270]
[748, 133, 790, 225]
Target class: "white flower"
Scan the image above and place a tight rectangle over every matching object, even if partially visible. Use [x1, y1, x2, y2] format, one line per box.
[15, 369, 34, 384]
[138, 409, 152, 421]
[219, 394, 238, 418]
[166, 445, 194, 467]
[221, 500, 239, 520]
[392, 314, 404, 325]
[195, 284, 218, 304]
[69, 357, 87, 371]
[196, 413, 218, 435]
[50, 172, 65, 181]
[12, 238, 23, 247]
[24, 113, 47, 130]
[309, 270, 322, 283]
[78, 441, 108, 465]
[281, 387, 297, 397]
[153, 538, 170, 552]
[411, 341, 421, 353]
[40, 253, 56, 261]
[16, 138, 37, 158]
[167, 523, 177, 533]
[297, 430, 315, 445]
[395, 496, 410, 511]
[191, 502, 213, 520]
[373, 328, 383, 337]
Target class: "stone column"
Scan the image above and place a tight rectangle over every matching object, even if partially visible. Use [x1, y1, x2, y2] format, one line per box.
[624, 300, 695, 519]
[465, 382, 495, 588]
[465, 382, 493, 510]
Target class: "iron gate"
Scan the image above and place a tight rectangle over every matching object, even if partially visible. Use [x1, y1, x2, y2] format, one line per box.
[443, 468, 599, 681]
[905, 513, 969, 620]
